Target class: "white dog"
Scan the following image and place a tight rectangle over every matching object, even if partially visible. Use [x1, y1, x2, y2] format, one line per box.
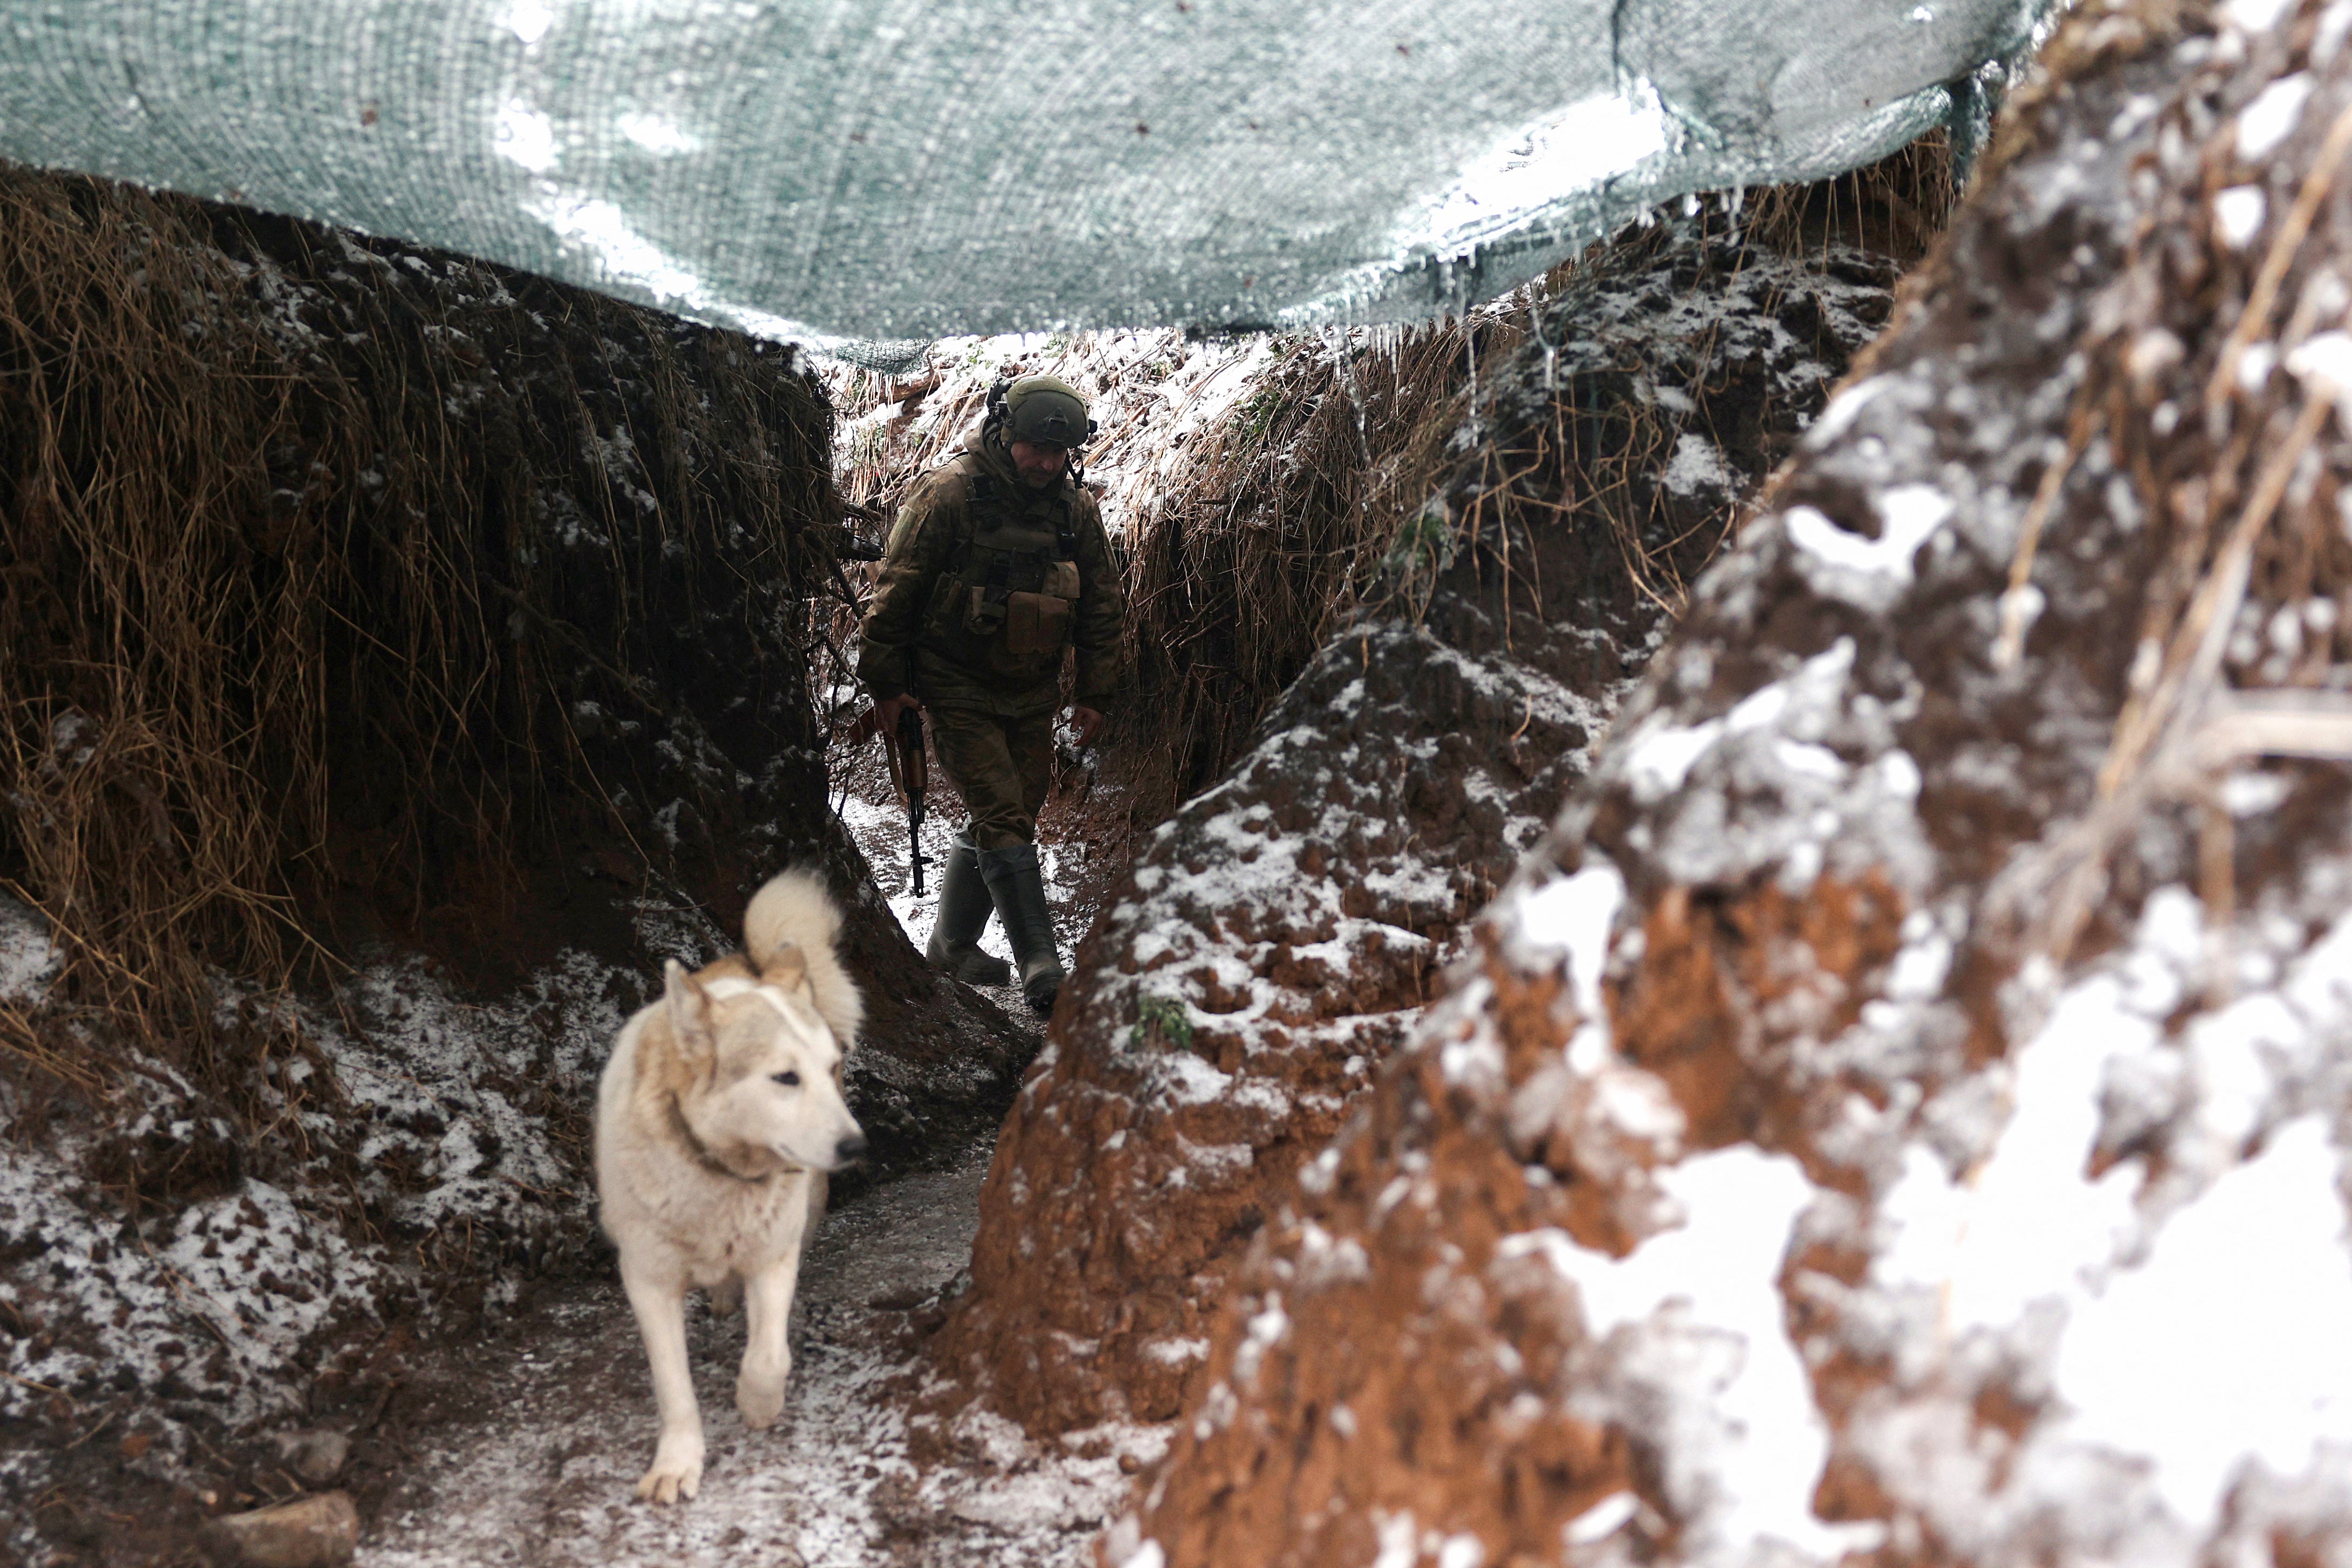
[593, 868, 867, 1503]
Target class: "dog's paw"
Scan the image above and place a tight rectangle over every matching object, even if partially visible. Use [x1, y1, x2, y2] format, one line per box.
[635, 1435, 703, 1503]
[738, 1373, 785, 1439]
[736, 1366, 787, 1431]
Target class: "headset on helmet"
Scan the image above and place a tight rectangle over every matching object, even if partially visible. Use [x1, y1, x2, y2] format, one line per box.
[989, 375, 1095, 448]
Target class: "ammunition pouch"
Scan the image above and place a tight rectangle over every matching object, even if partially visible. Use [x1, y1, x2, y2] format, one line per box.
[918, 471, 1084, 678]
[958, 583, 1008, 639]
[1004, 590, 1072, 658]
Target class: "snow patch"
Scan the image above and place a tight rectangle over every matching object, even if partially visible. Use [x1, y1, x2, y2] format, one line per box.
[2057, 1116, 2352, 1529]
[2215, 184, 2267, 248]
[0, 900, 61, 1003]
[494, 99, 560, 173]
[1624, 717, 1725, 803]
[1402, 84, 1672, 261]
[1802, 376, 1887, 450]
[2236, 72, 2313, 161]
[1783, 486, 1952, 609]
[1565, 1490, 1639, 1544]
[1509, 861, 1626, 1073]
[1664, 432, 1733, 497]
[1502, 1149, 1880, 1561]
[617, 111, 699, 156]
[496, 0, 557, 45]
[1873, 976, 2151, 1327]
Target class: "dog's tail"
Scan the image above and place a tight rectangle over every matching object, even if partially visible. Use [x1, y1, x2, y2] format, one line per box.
[745, 866, 839, 964]
[744, 868, 863, 1047]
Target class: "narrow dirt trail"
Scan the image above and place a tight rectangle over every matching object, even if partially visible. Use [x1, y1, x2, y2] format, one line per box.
[322, 709, 1163, 1566]
[355, 1135, 1146, 1567]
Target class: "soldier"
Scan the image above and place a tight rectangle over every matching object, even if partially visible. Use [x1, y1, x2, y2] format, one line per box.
[857, 374, 1125, 1014]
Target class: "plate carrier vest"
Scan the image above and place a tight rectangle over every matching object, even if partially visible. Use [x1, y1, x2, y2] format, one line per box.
[918, 467, 1084, 680]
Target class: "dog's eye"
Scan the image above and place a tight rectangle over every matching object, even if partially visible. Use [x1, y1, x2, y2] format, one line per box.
[771, 1070, 801, 1088]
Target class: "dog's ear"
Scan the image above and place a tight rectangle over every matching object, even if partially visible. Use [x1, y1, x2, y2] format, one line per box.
[661, 959, 718, 1073]
[764, 940, 812, 997]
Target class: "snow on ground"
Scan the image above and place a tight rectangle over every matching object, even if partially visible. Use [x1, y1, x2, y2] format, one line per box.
[0, 895, 632, 1523]
[361, 1141, 1158, 1567]
[0, 900, 60, 1001]
[830, 714, 1099, 984]
[6, 881, 1132, 1562]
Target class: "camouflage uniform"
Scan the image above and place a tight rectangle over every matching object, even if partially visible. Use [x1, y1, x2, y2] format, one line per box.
[857, 427, 1125, 850]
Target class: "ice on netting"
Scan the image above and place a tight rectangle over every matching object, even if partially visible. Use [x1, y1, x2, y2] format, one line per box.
[0, 0, 2039, 363]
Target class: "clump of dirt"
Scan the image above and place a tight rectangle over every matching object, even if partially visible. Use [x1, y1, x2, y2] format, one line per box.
[934, 218, 1909, 1436]
[1119, 3, 2352, 1565]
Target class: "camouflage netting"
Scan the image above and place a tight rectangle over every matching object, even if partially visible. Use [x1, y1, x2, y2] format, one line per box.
[0, 0, 2041, 358]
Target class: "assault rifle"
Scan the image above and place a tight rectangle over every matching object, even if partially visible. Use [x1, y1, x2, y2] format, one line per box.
[894, 703, 928, 897]
[846, 699, 929, 896]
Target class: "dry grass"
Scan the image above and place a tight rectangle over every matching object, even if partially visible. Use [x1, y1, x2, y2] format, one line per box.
[1989, 116, 2352, 968]
[1118, 139, 1956, 805]
[1740, 132, 1958, 266]
[1109, 322, 1506, 810]
[0, 167, 833, 1101]
[816, 142, 1956, 901]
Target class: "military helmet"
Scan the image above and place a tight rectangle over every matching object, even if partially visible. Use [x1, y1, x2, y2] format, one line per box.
[1001, 374, 1091, 449]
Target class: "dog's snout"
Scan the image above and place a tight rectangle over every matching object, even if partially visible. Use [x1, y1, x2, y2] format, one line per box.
[834, 1133, 869, 1165]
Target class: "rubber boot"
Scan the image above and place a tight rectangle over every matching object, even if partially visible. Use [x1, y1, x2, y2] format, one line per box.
[925, 834, 1012, 986]
[977, 841, 1065, 1016]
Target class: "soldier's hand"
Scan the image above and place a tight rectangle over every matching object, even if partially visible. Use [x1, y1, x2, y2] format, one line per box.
[1069, 706, 1105, 748]
[877, 693, 922, 733]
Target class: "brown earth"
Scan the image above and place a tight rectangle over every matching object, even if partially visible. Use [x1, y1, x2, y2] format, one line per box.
[1117, 2, 2352, 1565]
[0, 165, 1025, 1177]
[0, 168, 1030, 1564]
[934, 225, 1910, 1435]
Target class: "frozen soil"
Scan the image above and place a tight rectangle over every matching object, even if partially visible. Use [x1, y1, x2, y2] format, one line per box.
[298, 629, 1133, 1568]
[937, 218, 1909, 1440]
[1119, 5, 2352, 1566]
[351, 1134, 1160, 1568]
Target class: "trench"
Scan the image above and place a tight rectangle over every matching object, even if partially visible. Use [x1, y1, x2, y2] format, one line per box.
[340, 808, 1130, 1568]
[2, 146, 1952, 1565]
[347, 1138, 1135, 1568]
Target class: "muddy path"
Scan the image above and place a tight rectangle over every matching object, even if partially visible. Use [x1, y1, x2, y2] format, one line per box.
[328, 720, 1160, 1567]
[353, 1128, 1156, 1567]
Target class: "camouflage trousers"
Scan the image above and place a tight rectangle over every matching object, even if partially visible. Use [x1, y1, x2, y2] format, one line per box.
[927, 704, 1054, 850]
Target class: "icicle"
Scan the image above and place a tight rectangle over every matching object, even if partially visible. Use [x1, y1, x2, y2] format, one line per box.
[1530, 306, 1561, 393]
[1327, 323, 1374, 470]
[1463, 317, 1481, 444]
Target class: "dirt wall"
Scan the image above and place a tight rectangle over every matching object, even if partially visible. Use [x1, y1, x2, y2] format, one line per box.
[1115, 3, 2352, 1564]
[0, 167, 1029, 1554]
[934, 226, 1907, 1435]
